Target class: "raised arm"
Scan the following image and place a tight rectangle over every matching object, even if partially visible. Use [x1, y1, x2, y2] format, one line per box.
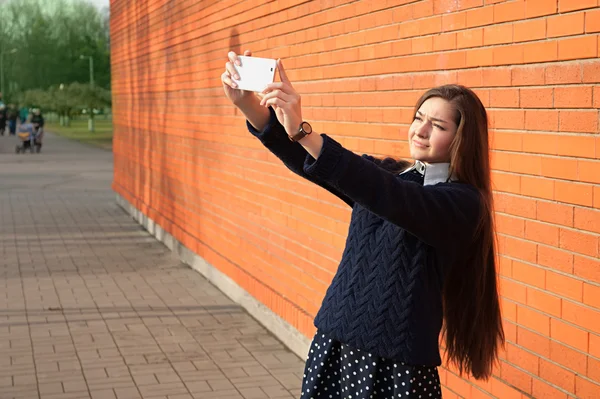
[221, 50, 353, 207]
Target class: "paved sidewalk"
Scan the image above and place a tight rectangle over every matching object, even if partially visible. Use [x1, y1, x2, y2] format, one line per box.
[0, 133, 304, 399]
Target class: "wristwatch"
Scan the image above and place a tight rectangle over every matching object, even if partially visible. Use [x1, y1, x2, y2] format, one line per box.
[289, 121, 312, 142]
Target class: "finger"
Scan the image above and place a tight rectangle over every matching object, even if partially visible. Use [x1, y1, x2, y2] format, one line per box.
[243, 49, 252, 57]
[264, 98, 286, 108]
[225, 61, 240, 80]
[221, 71, 238, 89]
[259, 90, 293, 106]
[228, 51, 241, 66]
[262, 82, 293, 94]
[277, 59, 291, 85]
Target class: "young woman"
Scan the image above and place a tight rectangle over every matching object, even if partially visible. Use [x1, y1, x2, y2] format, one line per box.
[221, 50, 504, 399]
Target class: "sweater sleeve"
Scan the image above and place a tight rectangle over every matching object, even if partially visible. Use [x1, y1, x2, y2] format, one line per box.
[303, 134, 481, 250]
[247, 107, 354, 207]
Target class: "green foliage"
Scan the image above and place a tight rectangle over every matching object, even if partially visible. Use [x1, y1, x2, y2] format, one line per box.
[0, 0, 111, 99]
[17, 82, 111, 116]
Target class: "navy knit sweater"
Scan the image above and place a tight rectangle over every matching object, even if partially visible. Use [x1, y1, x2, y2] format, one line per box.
[247, 108, 481, 366]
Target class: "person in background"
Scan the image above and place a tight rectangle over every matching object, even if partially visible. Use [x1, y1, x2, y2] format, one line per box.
[31, 108, 44, 152]
[0, 104, 6, 136]
[222, 50, 505, 399]
[19, 106, 29, 124]
[6, 104, 18, 135]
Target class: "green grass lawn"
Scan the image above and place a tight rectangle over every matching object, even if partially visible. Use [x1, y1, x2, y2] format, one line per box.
[46, 118, 113, 150]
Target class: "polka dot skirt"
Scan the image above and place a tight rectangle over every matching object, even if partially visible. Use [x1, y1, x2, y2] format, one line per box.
[301, 331, 442, 399]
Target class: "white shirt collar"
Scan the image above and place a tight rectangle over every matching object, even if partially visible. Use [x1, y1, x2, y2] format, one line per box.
[400, 160, 452, 186]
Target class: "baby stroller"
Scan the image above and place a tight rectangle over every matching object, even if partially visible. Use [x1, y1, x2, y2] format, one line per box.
[15, 124, 41, 153]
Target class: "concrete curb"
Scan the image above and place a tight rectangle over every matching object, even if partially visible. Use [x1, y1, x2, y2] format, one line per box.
[116, 193, 311, 361]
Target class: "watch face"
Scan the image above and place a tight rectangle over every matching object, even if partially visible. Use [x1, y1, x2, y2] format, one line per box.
[302, 122, 312, 134]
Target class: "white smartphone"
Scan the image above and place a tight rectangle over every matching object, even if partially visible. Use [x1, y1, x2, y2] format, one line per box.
[232, 56, 277, 92]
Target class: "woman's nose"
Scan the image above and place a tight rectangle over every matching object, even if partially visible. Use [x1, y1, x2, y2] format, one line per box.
[415, 122, 429, 138]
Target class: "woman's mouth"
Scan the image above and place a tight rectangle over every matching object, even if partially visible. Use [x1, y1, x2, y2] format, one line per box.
[412, 140, 428, 149]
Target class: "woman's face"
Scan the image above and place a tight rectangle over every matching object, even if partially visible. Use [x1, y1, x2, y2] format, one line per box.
[408, 97, 458, 163]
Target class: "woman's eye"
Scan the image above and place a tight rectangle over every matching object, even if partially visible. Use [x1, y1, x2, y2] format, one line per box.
[413, 116, 422, 121]
[434, 124, 445, 130]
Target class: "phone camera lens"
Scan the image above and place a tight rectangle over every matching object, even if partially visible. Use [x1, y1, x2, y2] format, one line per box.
[270, 68, 273, 71]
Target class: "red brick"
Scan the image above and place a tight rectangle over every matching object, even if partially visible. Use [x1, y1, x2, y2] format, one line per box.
[507, 344, 540, 375]
[518, 326, 551, 357]
[547, 12, 585, 38]
[546, 63, 582, 84]
[562, 300, 600, 335]
[578, 160, 600, 184]
[484, 23, 513, 45]
[556, 135, 596, 158]
[520, 87, 553, 108]
[500, 361, 533, 394]
[559, 228, 598, 257]
[575, 207, 600, 235]
[537, 245, 573, 273]
[546, 271, 583, 302]
[521, 175, 554, 200]
[560, 0, 598, 12]
[494, 0, 525, 23]
[550, 340, 587, 375]
[433, 33, 457, 51]
[575, 375, 600, 399]
[525, 110, 559, 131]
[466, 6, 494, 28]
[513, 18, 546, 42]
[490, 88, 520, 107]
[539, 359, 576, 393]
[526, 0, 558, 18]
[591, 333, 600, 358]
[550, 318, 589, 352]
[559, 111, 598, 133]
[523, 40, 559, 63]
[555, 180, 594, 207]
[522, 133, 558, 156]
[558, 35, 598, 60]
[491, 377, 525, 399]
[457, 27, 483, 48]
[512, 65, 545, 86]
[526, 287, 562, 317]
[524, 220, 559, 246]
[500, 277, 527, 303]
[585, 9, 600, 33]
[554, 86, 593, 108]
[583, 283, 600, 309]
[573, 254, 600, 284]
[517, 305, 550, 336]
[441, 11, 467, 31]
[583, 60, 600, 83]
[495, 193, 537, 218]
[541, 157, 578, 180]
[532, 378, 570, 399]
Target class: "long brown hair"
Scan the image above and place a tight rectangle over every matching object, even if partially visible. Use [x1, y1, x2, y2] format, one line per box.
[413, 85, 504, 380]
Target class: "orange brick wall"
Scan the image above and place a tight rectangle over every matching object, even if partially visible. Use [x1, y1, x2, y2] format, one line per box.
[110, 0, 600, 397]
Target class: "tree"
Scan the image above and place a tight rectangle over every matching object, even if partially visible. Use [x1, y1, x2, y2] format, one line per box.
[18, 83, 111, 127]
[0, 0, 111, 99]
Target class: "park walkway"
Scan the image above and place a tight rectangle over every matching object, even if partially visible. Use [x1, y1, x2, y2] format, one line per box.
[0, 133, 304, 399]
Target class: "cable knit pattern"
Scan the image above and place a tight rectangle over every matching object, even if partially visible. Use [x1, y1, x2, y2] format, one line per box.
[247, 108, 481, 366]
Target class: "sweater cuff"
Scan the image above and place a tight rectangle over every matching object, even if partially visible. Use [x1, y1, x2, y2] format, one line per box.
[246, 106, 281, 143]
[303, 134, 347, 183]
